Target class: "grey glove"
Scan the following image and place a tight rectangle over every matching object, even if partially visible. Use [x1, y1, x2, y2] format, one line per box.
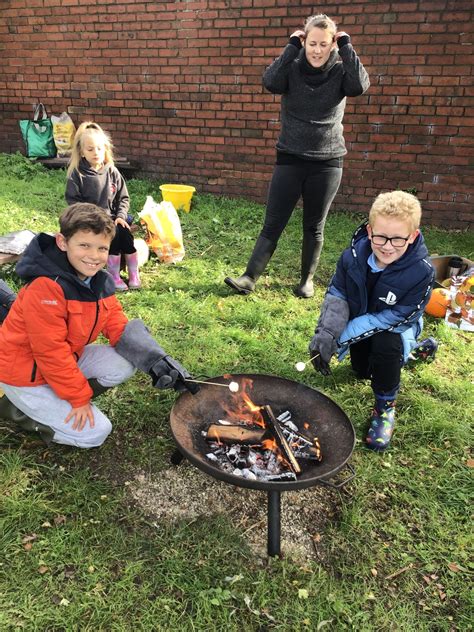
[149, 355, 193, 392]
[0, 279, 16, 324]
[309, 293, 350, 376]
[309, 331, 337, 376]
[115, 319, 196, 392]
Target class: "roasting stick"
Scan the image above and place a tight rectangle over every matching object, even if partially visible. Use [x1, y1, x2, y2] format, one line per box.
[184, 378, 240, 392]
[295, 353, 320, 372]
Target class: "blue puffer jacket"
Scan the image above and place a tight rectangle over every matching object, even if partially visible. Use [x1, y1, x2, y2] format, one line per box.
[329, 222, 435, 361]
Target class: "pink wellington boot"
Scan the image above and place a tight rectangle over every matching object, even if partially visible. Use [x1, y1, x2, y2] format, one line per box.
[107, 254, 128, 291]
[125, 252, 141, 290]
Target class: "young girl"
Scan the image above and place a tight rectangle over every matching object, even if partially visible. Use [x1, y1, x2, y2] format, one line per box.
[225, 14, 369, 298]
[65, 121, 140, 291]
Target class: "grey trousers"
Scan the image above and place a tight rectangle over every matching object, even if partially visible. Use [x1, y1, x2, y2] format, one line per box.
[0, 345, 136, 448]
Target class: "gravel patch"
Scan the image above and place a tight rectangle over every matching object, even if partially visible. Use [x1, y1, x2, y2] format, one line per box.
[127, 462, 342, 561]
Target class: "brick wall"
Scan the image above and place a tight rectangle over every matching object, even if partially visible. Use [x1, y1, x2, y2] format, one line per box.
[1, 0, 472, 228]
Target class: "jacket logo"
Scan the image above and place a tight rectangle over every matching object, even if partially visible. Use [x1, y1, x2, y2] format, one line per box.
[40, 299, 58, 305]
[379, 291, 397, 305]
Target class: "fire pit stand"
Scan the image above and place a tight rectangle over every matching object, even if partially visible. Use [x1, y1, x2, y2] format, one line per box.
[170, 374, 356, 557]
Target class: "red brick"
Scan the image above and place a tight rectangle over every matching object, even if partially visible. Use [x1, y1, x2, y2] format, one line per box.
[0, 0, 472, 228]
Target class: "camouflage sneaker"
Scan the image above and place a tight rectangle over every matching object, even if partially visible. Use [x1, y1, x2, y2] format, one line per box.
[365, 401, 396, 451]
[408, 337, 438, 362]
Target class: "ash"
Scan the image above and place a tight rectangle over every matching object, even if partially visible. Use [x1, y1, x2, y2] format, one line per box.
[204, 410, 321, 481]
[128, 463, 341, 562]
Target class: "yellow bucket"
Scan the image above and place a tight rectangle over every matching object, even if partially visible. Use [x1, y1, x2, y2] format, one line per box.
[159, 184, 196, 213]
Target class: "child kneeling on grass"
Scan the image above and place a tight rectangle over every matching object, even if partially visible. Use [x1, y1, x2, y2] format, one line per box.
[0, 203, 194, 448]
[309, 190, 437, 450]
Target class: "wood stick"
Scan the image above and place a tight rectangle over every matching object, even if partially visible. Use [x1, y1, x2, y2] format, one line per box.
[206, 424, 265, 445]
[384, 563, 414, 581]
[262, 405, 301, 475]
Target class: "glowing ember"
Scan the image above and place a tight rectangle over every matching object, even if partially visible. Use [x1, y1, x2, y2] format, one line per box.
[295, 361, 306, 372]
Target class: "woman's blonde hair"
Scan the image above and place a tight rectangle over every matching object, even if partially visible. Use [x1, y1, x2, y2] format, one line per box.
[304, 14, 337, 37]
[369, 191, 422, 232]
[67, 121, 114, 176]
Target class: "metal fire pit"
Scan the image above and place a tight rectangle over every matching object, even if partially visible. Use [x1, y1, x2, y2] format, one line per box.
[170, 374, 355, 556]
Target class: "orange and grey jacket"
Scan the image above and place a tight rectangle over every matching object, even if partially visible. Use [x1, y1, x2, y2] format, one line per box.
[0, 233, 127, 407]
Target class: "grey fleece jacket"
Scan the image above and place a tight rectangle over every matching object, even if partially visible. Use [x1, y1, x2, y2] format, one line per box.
[65, 158, 130, 221]
[263, 40, 370, 160]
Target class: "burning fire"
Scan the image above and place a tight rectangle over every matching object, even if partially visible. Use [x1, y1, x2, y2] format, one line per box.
[221, 377, 265, 427]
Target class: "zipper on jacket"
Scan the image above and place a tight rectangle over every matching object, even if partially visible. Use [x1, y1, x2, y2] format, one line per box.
[86, 301, 100, 345]
[30, 361, 37, 383]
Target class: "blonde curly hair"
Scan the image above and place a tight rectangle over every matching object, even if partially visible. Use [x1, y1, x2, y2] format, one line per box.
[369, 191, 422, 232]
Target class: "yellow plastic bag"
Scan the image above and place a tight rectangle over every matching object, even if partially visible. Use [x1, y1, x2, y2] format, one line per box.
[51, 112, 76, 157]
[138, 196, 185, 263]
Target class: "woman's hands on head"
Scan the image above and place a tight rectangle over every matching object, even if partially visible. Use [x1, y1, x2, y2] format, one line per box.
[334, 31, 349, 41]
[290, 29, 305, 43]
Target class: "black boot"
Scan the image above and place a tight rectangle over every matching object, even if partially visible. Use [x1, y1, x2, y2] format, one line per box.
[224, 236, 276, 294]
[0, 394, 54, 445]
[88, 378, 113, 398]
[294, 234, 322, 298]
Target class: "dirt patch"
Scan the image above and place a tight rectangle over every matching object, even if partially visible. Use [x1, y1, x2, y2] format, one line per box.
[127, 462, 343, 562]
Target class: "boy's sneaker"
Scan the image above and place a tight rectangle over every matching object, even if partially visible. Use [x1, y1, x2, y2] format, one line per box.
[408, 337, 438, 362]
[365, 401, 396, 451]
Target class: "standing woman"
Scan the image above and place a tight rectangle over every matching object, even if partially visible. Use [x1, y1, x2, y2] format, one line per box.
[225, 14, 369, 298]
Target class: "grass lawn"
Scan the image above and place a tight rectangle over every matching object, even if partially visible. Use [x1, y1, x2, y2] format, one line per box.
[0, 153, 472, 631]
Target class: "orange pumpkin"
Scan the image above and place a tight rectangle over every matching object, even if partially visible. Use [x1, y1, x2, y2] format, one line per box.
[425, 288, 451, 318]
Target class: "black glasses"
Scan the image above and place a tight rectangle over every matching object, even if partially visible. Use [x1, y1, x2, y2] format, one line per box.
[370, 234, 411, 248]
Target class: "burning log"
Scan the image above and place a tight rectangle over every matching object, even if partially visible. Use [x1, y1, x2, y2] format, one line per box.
[261, 405, 302, 475]
[206, 424, 265, 445]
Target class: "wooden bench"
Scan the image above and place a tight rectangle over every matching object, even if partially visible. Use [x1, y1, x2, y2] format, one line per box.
[36, 156, 140, 176]
[0, 253, 20, 265]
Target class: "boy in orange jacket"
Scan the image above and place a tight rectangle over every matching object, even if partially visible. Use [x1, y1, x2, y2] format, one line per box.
[0, 203, 193, 448]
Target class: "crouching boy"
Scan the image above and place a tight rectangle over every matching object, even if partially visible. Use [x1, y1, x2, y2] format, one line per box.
[0, 203, 194, 448]
[309, 191, 436, 450]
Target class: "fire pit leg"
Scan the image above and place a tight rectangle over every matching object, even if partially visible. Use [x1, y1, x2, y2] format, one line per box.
[267, 490, 281, 557]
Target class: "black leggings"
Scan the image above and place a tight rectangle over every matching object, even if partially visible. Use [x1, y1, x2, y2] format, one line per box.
[258, 159, 343, 249]
[350, 331, 403, 396]
[109, 223, 136, 256]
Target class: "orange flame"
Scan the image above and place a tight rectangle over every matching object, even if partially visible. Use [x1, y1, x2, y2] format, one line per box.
[262, 438, 277, 451]
[221, 377, 265, 427]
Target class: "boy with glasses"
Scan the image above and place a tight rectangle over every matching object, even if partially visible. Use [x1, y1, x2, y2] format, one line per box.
[308, 190, 437, 450]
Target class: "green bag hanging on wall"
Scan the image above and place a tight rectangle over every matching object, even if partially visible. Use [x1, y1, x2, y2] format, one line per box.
[19, 103, 56, 158]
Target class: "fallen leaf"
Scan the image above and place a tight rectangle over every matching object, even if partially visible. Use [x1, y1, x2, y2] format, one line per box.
[466, 459, 474, 468]
[317, 621, 333, 631]
[53, 515, 66, 526]
[224, 574, 243, 585]
[298, 588, 309, 600]
[59, 598, 70, 606]
[41, 521, 52, 529]
[38, 565, 49, 575]
[23, 543, 33, 552]
[21, 533, 37, 544]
